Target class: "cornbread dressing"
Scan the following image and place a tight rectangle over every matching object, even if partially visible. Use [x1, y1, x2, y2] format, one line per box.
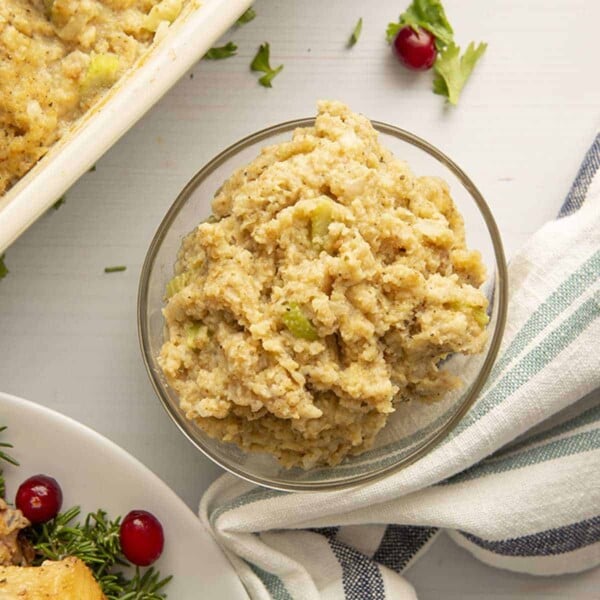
[0, 0, 190, 195]
[159, 101, 489, 469]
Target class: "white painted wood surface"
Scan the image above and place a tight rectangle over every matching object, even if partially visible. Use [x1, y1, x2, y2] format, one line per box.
[0, 0, 598, 597]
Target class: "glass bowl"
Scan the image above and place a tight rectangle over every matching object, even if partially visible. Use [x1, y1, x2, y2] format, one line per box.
[138, 118, 507, 492]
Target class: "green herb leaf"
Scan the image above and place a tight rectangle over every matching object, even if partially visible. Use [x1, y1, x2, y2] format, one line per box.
[0, 254, 7, 280]
[104, 265, 126, 273]
[385, 21, 402, 44]
[386, 0, 453, 49]
[433, 41, 487, 105]
[348, 17, 363, 47]
[53, 196, 66, 210]
[0, 426, 18, 498]
[89, 164, 97, 172]
[236, 6, 256, 25]
[118, 567, 172, 599]
[204, 41, 238, 60]
[0, 427, 18, 467]
[251, 42, 283, 87]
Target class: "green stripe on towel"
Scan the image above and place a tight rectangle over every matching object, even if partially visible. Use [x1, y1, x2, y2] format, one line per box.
[493, 398, 600, 459]
[246, 561, 294, 600]
[450, 295, 599, 438]
[486, 250, 600, 385]
[210, 487, 284, 525]
[444, 428, 600, 484]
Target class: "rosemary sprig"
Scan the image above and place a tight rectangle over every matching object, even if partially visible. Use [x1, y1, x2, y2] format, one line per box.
[0, 425, 18, 498]
[30, 508, 124, 569]
[0, 427, 18, 465]
[28, 507, 171, 599]
[117, 567, 173, 600]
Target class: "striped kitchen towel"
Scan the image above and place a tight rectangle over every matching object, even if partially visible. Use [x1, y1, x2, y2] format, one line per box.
[200, 134, 600, 599]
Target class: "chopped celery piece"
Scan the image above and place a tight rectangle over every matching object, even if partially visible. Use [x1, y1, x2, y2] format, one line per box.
[282, 303, 318, 341]
[80, 54, 120, 95]
[447, 300, 463, 311]
[165, 272, 190, 298]
[185, 322, 207, 349]
[310, 201, 333, 243]
[472, 307, 490, 327]
[143, 0, 183, 32]
[447, 301, 489, 327]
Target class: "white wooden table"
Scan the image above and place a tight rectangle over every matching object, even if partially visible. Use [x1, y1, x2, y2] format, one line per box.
[1, 1, 598, 597]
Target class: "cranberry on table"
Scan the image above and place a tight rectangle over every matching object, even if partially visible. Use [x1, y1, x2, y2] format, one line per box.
[119, 510, 164, 566]
[392, 26, 437, 71]
[15, 474, 63, 524]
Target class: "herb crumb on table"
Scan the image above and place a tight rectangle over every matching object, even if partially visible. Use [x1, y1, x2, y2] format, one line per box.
[204, 41, 238, 60]
[348, 17, 363, 47]
[0, 255, 8, 280]
[251, 42, 284, 87]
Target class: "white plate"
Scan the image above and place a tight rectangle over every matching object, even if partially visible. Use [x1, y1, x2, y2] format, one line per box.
[0, 392, 248, 599]
[0, 0, 251, 253]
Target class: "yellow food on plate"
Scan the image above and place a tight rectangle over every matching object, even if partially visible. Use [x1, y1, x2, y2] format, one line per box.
[0, 556, 105, 599]
[0, 0, 191, 195]
[159, 100, 489, 469]
[0, 499, 30, 566]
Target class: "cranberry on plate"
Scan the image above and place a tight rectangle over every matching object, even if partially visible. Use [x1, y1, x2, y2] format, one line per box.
[119, 509, 164, 566]
[15, 474, 63, 524]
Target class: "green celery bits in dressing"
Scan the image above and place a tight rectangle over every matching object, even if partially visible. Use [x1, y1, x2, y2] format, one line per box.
[282, 303, 319, 341]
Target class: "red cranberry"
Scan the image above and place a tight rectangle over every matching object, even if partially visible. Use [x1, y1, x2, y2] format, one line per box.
[15, 475, 63, 524]
[393, 26, 437, 71]
[119, 510, 164, 566]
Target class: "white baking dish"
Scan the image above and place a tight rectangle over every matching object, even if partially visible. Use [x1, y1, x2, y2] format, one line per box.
[0, 0, 251, 253]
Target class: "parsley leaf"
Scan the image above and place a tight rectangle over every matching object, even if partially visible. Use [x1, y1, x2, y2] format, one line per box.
[53, 195, 66, 210]
[386, 21, 403, 44]
[387, 0, 453, 50]
[236, 6, 256, 25]
[204, 42, 238, 60]
[251, 43, 283, 87]
[0, 254, 8, 279]
[104, 265, 126, 273]
[348, 17, 363, 47]
[433, 41, 487, 105]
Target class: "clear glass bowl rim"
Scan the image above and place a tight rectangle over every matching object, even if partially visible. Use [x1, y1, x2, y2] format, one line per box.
[138, 117, 508, 492]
